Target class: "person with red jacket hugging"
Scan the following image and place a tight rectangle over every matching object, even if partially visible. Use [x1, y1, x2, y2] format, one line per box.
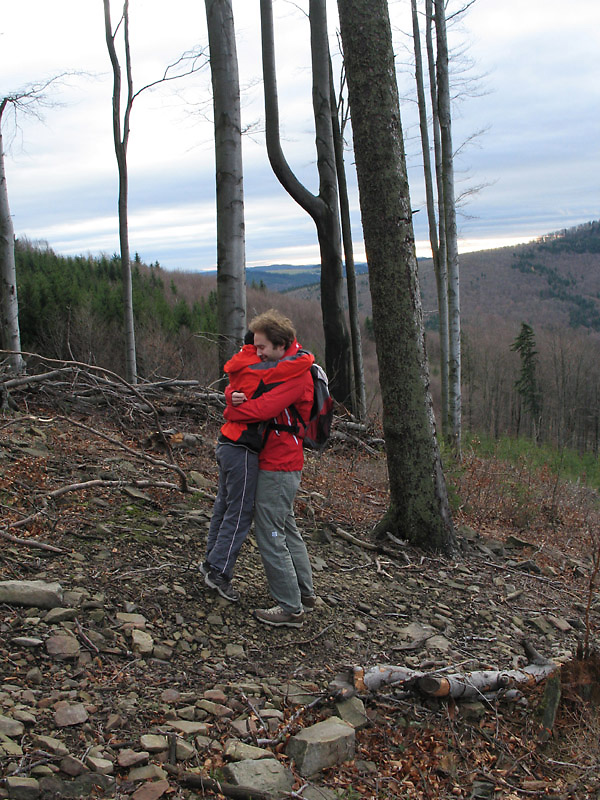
[202, 328, 313, 603]
[223, 308, 317, 627]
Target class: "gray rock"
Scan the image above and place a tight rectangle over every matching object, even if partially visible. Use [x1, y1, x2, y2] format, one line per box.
[54, 702, 89, 727]
[3, 776, 40, 799]
[335, 696, 369, 729]
[286, 716, 355, 776]
[223, 758, 294, 798]
[45, 633, 80, 660]
[0, 714, 24, 737]
[224, 739, 276, 761]
[0, 580, 63, 609]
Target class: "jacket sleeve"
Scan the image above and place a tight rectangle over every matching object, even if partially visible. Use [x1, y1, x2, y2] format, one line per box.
[223, 373, 307, 423]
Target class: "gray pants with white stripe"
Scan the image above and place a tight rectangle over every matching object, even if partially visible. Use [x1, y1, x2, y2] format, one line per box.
[206, 442, 259, 579]
[253, 469, 314, 614]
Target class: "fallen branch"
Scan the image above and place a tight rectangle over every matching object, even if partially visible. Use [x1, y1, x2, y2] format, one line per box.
[0, 527, 63, 553]
[327, 522, 378, 551]
[353, 640, 558, 700]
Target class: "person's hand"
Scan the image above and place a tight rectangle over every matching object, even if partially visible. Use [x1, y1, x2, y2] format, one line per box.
[231, 391, 247, 406]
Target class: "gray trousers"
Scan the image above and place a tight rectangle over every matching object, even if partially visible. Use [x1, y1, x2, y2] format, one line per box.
[206, 442, 259, 579]
[253, 469, 314, 614]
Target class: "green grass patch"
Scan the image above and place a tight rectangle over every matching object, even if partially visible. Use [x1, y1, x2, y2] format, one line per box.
[462, 432, 600, 490]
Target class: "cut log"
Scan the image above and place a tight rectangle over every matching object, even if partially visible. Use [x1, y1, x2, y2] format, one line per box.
[354, 641, 559, 700]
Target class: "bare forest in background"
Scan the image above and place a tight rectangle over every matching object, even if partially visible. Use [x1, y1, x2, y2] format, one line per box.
[13, 220, 600, 458]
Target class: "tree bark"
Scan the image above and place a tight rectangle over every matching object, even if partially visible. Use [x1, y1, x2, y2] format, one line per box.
[354, 661, 557, 698]
[205, 0, 246, 377]
[259, 0, 352, 404]
[337, 0, 455, 553]
[0, 106, 25, 374]
[435, 0, 461, 451]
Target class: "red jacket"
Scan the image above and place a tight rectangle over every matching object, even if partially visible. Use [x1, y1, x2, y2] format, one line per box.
[220, 342, 314, 460]
[223, 340, 314, 471]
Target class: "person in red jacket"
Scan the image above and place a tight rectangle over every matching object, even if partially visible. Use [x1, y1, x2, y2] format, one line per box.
[224, 309, 317, 627]
[202, 331, 313, 602]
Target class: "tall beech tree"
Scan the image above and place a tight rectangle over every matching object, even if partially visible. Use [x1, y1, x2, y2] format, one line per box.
[205, 0, 246, 376]
[103, 0, 207, 383]
[260, 0, 352, 405]
[337, 0, 455, 552]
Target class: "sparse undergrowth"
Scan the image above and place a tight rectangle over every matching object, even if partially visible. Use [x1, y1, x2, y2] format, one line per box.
[1, 386, 600, 799]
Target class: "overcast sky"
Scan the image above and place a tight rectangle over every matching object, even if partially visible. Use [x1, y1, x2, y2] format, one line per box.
[1, 0, 598, 272]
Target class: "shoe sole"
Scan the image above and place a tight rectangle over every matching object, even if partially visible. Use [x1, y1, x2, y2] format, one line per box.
[204, 572, 239, 602]
[254, 613, 303, 628]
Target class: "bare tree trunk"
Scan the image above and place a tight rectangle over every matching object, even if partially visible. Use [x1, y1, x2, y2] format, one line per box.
[435, 0, 461, 452]
[0, 117, 24, 375]
[259, 0, 352, 404]
[103, 0, 137, 384]
[205, 0, 246, 378]
[337, 0, 455, 554]
[413, 0, 448, 435]
[330, 66, 366, 419]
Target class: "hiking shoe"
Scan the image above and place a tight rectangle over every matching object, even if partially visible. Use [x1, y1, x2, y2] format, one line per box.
[204, 568, 240, 603]
[254, 605, 304, 628]
[199, 560, 210, 578]
[301, 595, 317, 611]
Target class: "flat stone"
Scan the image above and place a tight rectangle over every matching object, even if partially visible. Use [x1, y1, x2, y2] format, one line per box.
[167, 720, 210, 735]
[3, 776, 40, 799]
[31, 734, 69, 756]
[44, 607, 78, 623]
[224, 739, 276, 761]
[196, 699, 233, 718]
[335, 696, 369, 729]
[139, 734, 168, 753]
[54, 702, 89, 727]
[45, 634, 80, 659]
[118, 748, 150, 768]
[0, 714, 24, 737]
[59, 754, 90, 776]
[85, 755, 114, 774]
[116, 612, 147, 627]
[128, 764, 168, 782]
[223, 758, 294, 795]
[0, 580, 63, 608]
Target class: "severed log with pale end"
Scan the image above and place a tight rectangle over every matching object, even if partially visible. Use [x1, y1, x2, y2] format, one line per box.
[353, 641, 558, 699]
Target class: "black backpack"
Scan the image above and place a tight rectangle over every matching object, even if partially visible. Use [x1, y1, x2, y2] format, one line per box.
[268, 352, 334, 451]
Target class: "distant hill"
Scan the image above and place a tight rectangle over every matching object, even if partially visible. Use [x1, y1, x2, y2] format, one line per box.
[286, 221, 600, 334]
[205, 262, 369, 293]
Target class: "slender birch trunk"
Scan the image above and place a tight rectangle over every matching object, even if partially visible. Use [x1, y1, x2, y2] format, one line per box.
[103, 0, 137, 384]
[412, 0, 449, 435]
[330, 66, 366, 419]
[0, 108, 24, 374]
[435, 0, 461, 452]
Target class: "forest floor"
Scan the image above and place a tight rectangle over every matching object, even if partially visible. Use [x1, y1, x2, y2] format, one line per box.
[1, 380, 600, 799]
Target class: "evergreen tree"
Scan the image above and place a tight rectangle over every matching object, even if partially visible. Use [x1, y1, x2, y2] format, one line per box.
[511, 322, 541, 439]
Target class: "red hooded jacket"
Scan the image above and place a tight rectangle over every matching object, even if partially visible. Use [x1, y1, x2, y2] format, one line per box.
[223, 340, 314, 471]
[220, 342, 314, 462]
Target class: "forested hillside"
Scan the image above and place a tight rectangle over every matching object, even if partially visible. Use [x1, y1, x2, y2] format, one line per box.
[12, 222, 600, 456]
[290, 221, 600, 335]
